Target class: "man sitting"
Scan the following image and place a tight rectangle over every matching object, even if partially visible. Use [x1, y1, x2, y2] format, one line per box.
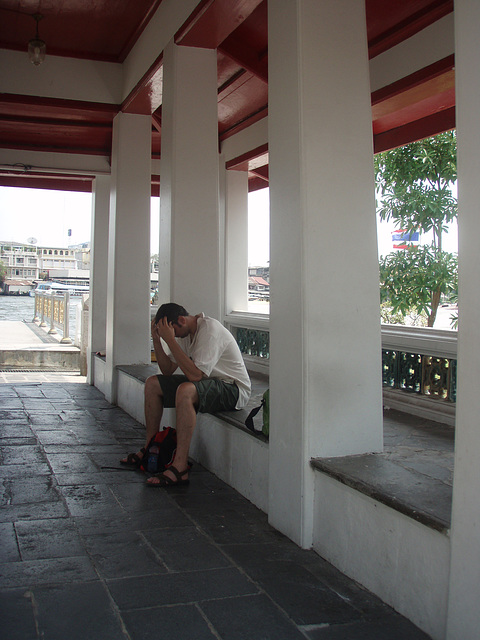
[121, 302, 251, 486]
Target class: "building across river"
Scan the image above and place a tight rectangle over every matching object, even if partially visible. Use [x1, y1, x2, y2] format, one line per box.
[0, 240, 90, 295]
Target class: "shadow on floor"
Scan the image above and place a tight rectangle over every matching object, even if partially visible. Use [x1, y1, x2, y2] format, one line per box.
[0, 378, 431, 640]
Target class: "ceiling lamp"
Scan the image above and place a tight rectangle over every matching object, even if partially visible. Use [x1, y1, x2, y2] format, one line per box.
[28, 13, 46, 66]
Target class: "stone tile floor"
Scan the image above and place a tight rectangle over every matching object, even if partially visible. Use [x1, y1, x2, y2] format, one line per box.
[0, 374, 432, 639]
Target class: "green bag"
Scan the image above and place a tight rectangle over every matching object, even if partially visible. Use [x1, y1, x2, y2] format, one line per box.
[262, 389, 269, 437]
[245, 389, 269, 438]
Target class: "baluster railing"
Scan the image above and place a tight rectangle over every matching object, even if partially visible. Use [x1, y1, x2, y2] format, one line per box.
[33, 291, 72, 344]
[227, 312, 457, 405]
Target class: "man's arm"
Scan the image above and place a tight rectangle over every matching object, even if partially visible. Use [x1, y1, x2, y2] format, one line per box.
[155, 318, 205, 382]
[151, 319, 177, 376]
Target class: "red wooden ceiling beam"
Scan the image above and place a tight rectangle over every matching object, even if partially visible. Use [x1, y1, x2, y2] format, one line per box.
[371, 55, 455, 139]
[218, 36, 267, 83]
[118, 0, 164, 63]
[249, 165, 268, 181]
[367, 0, 454, 59]
[374, 106, 455, 153]
[175, 0, 264, 49]
[219, 104, 267, 142]
[0, 172, 94, 193]
[0, 93, 118, 123]
[121, 54, 163, 115]
[226, 143, 268, 171]
[371, 55, 454, 106]
[151, 112, 162, 133]
[248, 175, 268, 192]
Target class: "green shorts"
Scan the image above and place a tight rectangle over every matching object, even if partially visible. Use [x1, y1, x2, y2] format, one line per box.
[156, 374, 239, 413]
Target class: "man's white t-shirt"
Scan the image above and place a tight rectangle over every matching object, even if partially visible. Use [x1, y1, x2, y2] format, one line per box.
[168, 314, 251, 410]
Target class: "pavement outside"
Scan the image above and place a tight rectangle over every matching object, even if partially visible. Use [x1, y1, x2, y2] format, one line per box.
[0, 372, 433, 640]
[0, 321, 80, 371]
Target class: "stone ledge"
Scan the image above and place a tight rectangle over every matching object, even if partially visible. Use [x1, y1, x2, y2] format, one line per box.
[116, 364, 269, 442]
[0, 348, 80, 369]
[311, 453, 452, 533]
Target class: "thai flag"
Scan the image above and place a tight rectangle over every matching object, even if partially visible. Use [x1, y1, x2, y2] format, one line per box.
[392, 229, 419, 249]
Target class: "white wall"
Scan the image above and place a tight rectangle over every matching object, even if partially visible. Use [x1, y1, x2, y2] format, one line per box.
[369, 14, 455, 92]
[0, 49, 122, 103]
[313, 473, 450, 640]
[446, 1, 480, 637]
[268, 0, 383, 548]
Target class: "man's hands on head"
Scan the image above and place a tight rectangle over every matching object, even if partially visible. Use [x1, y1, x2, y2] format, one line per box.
[151, 317, 177, 376]
[154, 316, 176, 345]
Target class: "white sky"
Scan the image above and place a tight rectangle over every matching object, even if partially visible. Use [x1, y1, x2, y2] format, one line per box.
[0, 186, 92, 248]
[0, 185, 458, 262]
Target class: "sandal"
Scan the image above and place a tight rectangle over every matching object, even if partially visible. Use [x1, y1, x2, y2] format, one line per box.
[146, 465, 190, 488]
[120, 447, 145, 468]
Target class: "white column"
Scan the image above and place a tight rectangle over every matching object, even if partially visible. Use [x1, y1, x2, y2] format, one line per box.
[268, 0, 383, 547]
[160, 41, 220, 319]
[225, 169, 249, 314]
[88, 174, 110, 384]
[447, 1, 480, 637]
[104, 112, 152, 403]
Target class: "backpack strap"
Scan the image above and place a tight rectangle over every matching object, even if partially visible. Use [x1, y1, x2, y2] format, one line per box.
[245, 398, 265, 431]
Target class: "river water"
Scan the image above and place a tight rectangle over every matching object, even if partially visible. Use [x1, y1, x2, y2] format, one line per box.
[0, 294, 82, 339]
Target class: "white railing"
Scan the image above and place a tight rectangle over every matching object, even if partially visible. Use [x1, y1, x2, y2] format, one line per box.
[226, 312, 458, 424]
[381, 324, 457, 359]
[225, 311, 270, 374]
[33, 291, 73, 344]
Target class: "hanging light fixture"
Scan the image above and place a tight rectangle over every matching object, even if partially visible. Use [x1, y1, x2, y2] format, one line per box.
[28, 13, 46, 66]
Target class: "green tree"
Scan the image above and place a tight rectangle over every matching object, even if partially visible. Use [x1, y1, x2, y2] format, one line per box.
[375, 131, 457, 327]
[379, 245, 457, 327]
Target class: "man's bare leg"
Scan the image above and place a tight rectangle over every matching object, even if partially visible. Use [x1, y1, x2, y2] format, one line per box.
[144, 375, 165, 446]
[147, 382, 198, 485]
[121, 375, 164, 464]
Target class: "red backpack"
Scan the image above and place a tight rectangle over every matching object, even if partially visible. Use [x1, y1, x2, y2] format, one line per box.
[139, 427, 177, 474]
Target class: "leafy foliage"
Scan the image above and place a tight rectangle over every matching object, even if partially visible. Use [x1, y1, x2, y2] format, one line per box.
[380, 302, 427, 327]
[379, 246, 458, 327]
[375, 131, 457, 252]
[375, 132, 457, 327]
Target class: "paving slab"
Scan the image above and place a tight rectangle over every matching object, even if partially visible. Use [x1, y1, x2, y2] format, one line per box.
[0, 375, 432, 640]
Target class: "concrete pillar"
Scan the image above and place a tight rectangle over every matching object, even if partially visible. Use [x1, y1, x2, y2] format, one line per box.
[447, 1, 480, 637]
[225, 169, 249, 314]
[160, 41, 220, 319]
[268, 0, 383, 547]
[88, 174, 110, 384]
[104, 112, 152, 403]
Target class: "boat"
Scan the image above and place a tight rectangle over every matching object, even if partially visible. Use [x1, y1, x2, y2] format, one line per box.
[29, 281, 89, 297]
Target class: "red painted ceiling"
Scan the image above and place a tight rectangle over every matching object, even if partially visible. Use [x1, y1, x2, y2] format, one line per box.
[0, 0, 455, 192]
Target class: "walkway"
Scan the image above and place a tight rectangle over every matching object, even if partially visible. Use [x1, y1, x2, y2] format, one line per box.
[0, 321, 80, 371]
[0, 372, 432, 640]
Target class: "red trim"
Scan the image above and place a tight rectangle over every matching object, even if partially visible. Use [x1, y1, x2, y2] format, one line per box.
[0, 173, 93, 193]
[218, 39, 268, 83]
[175, 0, 217, 45]
[0, 142, 111, 157]
[151, 175, 160, 197]
[121, 54, 164, 115]
[250, 165, 268, 181]
[374, 106, 455, 153]
[368, 0, 454, 59]
[175, 0, 264, 49]
[226, 143, 268, 170]
[0, 172, 162, 196]
[118, 0, 165, 63]
[371, 55, 454, 106]
[0, 93, 118, 122]
[248, 176, 268, 193]
[219, 106, 268, 142]
[152, 113, 162, 133]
